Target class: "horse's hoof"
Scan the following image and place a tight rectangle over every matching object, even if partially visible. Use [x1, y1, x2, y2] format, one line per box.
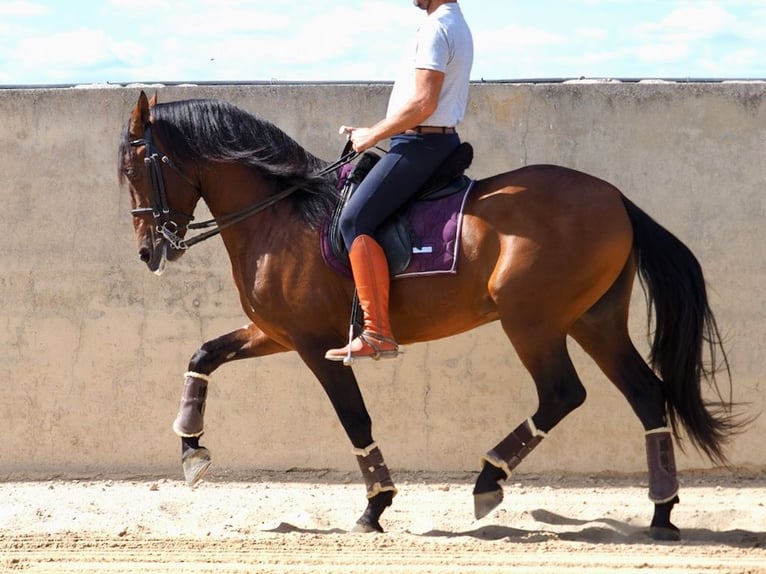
[473, 489, 504, 519]
[648, 525, 681, 541]
[182, 447, 211, 488]
[352, 518, 384, 533]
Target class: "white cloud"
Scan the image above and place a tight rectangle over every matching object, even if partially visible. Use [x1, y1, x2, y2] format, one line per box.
[0, 1, 49, 46]
[635, 42, 690, 65]
[10, 28, 143, 82]
[575, 27, 608, 43]
[1, 0, 764, 84]
[627, 2, 765, 77]
[646, 4, 737, 39]
[0, 0, 49, 17]
[99, 0, 416, 81]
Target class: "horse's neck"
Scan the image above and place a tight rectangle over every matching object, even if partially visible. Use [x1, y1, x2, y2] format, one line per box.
[199, 161, 316, 266]
[200, 161, 273, 217]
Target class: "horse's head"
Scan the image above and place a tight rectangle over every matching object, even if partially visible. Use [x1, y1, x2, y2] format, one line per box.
[119, 91, 202, 274]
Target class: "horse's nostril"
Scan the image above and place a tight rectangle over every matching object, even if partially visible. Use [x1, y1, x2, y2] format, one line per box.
[138, 247, 151, 263]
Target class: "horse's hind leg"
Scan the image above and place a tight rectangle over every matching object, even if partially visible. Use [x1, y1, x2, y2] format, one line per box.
[473, 326, 587, 519]
[569, 265, 681, 540]
[174, 324, 289, 487]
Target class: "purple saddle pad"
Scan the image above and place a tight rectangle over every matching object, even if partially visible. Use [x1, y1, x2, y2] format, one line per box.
[321, 179, 475, 279]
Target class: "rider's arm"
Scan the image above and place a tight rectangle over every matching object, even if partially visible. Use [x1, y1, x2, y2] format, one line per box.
[345, 68, 445, 152]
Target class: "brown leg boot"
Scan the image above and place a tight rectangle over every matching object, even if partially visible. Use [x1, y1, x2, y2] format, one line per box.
[325, 234, 399, 365]
[172, 372, 210, 437]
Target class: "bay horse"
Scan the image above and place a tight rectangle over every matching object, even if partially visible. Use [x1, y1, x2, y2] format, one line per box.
[118, 91, 738, 540]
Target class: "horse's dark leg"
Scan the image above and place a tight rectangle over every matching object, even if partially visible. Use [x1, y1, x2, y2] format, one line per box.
[297, 343, 396, 532]
[645, 428, 681, 540]
[650, 496, 680, 540]
[351, 443, 397, 532]
[573, 327, 682, 540]
[569, 265, 682, 540]
[174, 324, 288, 487]
[174, 368, 213, 486]
[474, 332, 586, 519]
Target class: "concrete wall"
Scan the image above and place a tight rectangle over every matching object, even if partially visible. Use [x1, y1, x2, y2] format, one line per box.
[1, 82, 764, 479]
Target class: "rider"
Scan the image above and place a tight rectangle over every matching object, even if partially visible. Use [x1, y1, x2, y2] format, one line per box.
[325, 0, 473, 363]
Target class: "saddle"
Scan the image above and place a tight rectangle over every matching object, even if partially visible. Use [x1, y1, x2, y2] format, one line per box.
[328, 142, 474, 275]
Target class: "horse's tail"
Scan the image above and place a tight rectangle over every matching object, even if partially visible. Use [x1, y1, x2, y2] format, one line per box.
[621, 195, 739, 465]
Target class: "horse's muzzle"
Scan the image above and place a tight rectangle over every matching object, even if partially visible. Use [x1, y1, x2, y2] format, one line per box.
[138, 246, 152, 263]
[138, 239, 173, 275]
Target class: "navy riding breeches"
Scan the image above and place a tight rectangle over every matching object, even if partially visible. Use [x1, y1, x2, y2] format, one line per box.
[338, 132, 460, 249]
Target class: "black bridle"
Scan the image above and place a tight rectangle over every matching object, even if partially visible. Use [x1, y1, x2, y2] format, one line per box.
[129, 125, 199, 249]
[129, 125, 357, 250]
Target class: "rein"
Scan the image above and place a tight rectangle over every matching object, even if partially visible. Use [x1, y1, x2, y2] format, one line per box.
[130, 125, 358, 250]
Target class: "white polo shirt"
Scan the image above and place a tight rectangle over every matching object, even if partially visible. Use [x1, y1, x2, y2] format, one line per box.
[386, 2, 474, 128]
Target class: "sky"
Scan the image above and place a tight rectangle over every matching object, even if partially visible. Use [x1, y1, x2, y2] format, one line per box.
[1, 0, 765, 86]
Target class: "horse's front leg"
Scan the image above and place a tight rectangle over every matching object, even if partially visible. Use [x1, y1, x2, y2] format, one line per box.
[297, 342, 397, 533]
[174, 323, 288, 487]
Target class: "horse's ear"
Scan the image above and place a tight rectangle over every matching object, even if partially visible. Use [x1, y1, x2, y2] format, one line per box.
[130, 90, 151, 133]
[148, 91, 158, 107]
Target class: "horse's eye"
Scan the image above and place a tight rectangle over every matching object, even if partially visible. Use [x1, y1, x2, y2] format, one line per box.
[124, 167, 138, 180]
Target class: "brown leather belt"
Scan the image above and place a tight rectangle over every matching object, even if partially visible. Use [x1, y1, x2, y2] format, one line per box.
[404, 125, 457, 135]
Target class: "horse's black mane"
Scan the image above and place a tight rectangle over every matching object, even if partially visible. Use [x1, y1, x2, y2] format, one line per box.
[121, 98, 339, 228]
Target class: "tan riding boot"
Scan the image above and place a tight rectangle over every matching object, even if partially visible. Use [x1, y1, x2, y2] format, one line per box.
[325, 234, 399, 364]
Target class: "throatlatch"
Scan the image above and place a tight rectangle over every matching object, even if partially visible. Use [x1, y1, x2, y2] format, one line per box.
[173, 371, 210, 437]
[353, 442, 398, 499]
[645, 427, 679, 503]
[481, 418, 547, 479]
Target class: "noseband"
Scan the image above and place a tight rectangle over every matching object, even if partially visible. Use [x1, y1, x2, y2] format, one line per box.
[129, 124, 358, 250]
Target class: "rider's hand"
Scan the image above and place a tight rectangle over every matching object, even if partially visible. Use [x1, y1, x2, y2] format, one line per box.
[339, 125, 376, 153]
